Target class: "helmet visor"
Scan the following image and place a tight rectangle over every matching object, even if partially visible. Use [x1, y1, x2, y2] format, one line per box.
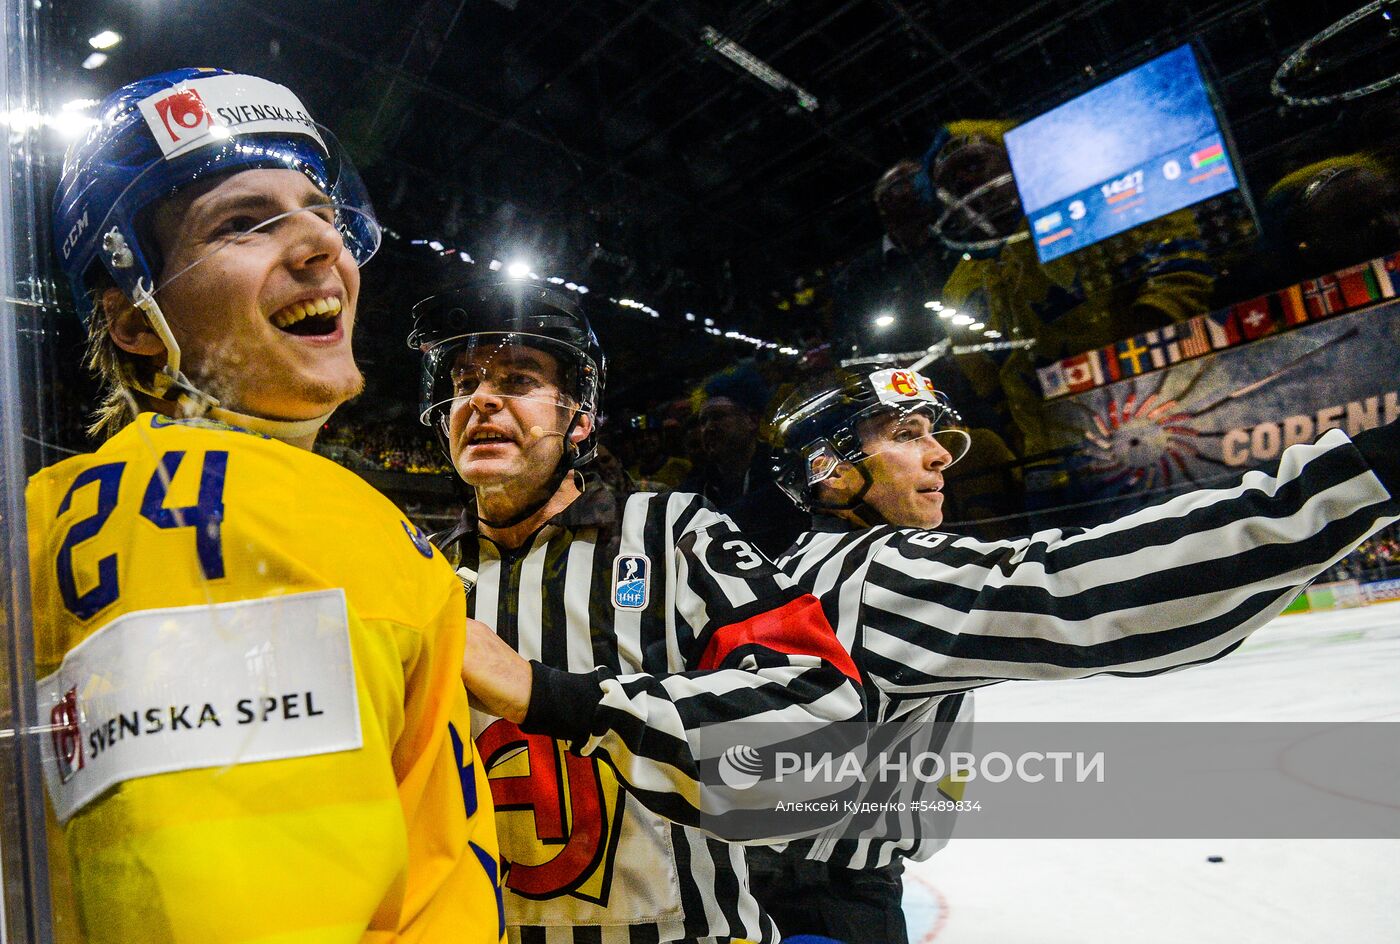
[418, 332, 598, 439]
[131, 124, 379, 298]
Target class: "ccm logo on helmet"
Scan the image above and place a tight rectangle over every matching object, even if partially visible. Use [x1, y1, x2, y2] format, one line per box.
[60, 207, 89, 260]
[152, 88, 213, 143]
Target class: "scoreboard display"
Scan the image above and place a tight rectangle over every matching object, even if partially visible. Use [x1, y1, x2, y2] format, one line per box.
[1004, 44, 1242, 264]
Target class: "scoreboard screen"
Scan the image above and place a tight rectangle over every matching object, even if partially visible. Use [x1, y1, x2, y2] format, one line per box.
[1004, 44, 1241, 264]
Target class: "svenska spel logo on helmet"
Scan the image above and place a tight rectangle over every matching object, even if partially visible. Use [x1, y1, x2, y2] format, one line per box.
[136, 74, 326, 160]
[151, 88, 213, 143]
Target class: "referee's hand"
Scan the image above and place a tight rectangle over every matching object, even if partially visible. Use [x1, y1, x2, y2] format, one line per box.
[462, 616, 533, 723]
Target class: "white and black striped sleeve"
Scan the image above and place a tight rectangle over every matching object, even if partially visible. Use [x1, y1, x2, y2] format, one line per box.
[521, 497, 865, 840]
[861, 424, 1400, 696]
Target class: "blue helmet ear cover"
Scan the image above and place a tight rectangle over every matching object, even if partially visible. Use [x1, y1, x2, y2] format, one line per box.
[52, 67, 371, 319]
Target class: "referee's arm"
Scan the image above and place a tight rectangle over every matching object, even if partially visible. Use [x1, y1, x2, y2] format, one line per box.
[521, 508, 867, 841]
[863, 422, 1400, 697]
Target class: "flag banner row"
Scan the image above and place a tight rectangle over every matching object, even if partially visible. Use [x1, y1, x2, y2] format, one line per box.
[1034, 297, 1400, 508]
[1036, 253, 1400, 400]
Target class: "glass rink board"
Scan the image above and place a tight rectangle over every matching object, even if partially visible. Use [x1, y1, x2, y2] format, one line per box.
[1005, 44, 1242, 264]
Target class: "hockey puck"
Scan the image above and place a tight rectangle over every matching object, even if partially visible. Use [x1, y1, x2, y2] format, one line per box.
[1207, 855, 1224, 863]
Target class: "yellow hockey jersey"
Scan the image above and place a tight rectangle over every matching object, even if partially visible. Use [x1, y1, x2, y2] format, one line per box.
[27, 414, 502, 944]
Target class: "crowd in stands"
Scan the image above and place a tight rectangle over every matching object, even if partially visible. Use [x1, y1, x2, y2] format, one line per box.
[1320, 526, 1400, 585]
[316, 417, 454, 475]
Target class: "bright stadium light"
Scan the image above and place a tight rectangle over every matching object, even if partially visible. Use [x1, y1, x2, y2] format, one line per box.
[88, 30, 121, 50]
[506, 259, 531, 280]
[81, 52, 108, 70]
[874, 313, 895, 328]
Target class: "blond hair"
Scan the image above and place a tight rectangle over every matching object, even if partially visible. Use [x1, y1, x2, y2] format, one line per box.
[82, 277, 159, 440]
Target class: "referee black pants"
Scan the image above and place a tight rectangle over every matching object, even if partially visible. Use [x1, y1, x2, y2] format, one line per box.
[746, 845, 908, 944]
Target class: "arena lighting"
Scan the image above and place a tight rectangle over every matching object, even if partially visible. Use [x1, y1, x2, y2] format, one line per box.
[923, 300, 943, 310]
[488, 259, 502, 271]
[81, 53, 107, 70]
[88, 30, 121, 50]
[985, 330, 1002, 338]
[952, 314, 975, 326]
[1, 108, 97, 136]
[938, 308, 957, 319]
[700, 26, 819, 111]
[546, 276, 565, 284]
[704, 317, 715, 327]
[505, 260, 531, 280]
[564, 282, 577, 290]
[685, 312, 697, 322]
[970, 322, 986, 331]
[427, 240, 444, 252]
[458, 251, 473, 263]
[574, 285, 589, 294]
[874, 313, 895, 328]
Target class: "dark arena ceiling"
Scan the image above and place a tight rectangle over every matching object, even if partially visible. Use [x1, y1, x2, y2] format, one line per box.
[39, 0, 1398, 414]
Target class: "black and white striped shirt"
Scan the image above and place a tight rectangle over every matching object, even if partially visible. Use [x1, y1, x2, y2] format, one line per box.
[436, 482, 864, 944]
[775, 423, 1400, 870]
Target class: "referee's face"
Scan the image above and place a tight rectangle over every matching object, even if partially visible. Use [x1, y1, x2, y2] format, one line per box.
[856, 410, 954, 528]
[447, 344, 578, 493]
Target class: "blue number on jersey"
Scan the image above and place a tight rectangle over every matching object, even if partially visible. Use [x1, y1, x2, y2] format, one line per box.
[140, 450, 229, 580]
[55, 462, 126, 620]
[54, 450, 229, 619]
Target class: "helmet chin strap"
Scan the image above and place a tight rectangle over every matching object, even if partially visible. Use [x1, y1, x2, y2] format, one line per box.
[811, 461, 891, 527]
[130, 280, 335, 443]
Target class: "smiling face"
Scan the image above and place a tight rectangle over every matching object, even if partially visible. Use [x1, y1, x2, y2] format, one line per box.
[148, 167, 363, 420]
[446, 341, 588, 494]
[852, 408, 955, 528]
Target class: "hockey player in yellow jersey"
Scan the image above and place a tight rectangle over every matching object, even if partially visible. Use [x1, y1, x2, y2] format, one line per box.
[31, 68, 502, 943]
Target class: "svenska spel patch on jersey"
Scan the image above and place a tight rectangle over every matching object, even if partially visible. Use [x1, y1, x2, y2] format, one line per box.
[137, 73, 326, 161]
[613, 554, 650, 610]
[869, 367, 942, 406]
[37, 589, 361, 823]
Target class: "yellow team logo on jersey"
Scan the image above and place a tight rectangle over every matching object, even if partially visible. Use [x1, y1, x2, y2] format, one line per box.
[477, 719, 626, 904]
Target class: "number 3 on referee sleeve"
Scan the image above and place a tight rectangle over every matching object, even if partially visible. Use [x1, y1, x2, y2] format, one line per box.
[55, 450, 229, 620]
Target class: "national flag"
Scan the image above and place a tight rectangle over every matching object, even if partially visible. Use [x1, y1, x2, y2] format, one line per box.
[1100, 343, 1122, 382]
[1177, 315, 1212, 358]
[1204, 307, 1241, 349]
[1190, 143, 1224, 169]
[1374, 256, 1397, 298]
[1144, 325, 1182, 367]
[1231, 294, 1277, 340]
[1278, 283, 1308, 324]
[1336, 264, 1384, 309]
[1301, 274, 1344, 318]
[1037, 361, 1069, 399]
[1063, 350, 1105, 394]
[1115, 335, 1153, 377]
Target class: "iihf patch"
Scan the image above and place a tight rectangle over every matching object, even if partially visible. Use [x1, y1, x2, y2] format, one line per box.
[402, 520, 435, 559]
[613, 554, 650, 610]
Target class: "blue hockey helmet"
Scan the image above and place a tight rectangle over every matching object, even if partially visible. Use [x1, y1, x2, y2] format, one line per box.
[52, 67, 380, 316]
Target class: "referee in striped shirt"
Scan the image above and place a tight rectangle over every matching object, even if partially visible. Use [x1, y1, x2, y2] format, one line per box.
[409, 280, 865, 944]
[748, 364, 1400, 944]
